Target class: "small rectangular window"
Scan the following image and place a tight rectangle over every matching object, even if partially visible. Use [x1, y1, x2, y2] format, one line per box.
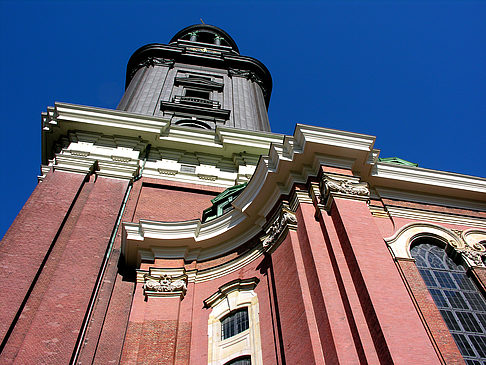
[180, 164, 196, 173]
[221, 308, 249, 340]
[185, 89, 210, 100]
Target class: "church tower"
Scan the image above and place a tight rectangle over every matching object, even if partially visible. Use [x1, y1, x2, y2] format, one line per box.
[118, 24, 272, 132]
[1, 24, 486, 365]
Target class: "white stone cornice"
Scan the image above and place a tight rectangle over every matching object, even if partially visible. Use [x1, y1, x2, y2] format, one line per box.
[216, 127, 283, 152]
[375, 187, 486, 212]
[122, 121, 486, 266]
[42, 103, 282, 167]
[46, 102, 169, 135]
[294, 124, 376, 153]
[204, 277, 260, 308]
[385, 206, 486, 229]
[371, 162, 486, 200]
[52, 153, 139, 180]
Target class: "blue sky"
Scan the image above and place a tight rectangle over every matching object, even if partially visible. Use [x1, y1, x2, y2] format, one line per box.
[0, 1, 485, 239]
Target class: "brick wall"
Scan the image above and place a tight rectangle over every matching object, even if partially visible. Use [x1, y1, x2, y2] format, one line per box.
[0, 173, 128, 364]
[0, 170, 85, 348]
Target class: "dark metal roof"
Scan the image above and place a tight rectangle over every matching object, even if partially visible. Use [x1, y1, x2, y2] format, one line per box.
[170, 24, 239, 53]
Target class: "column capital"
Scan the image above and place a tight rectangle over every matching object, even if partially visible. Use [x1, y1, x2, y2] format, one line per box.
[319, 174, 370, 211]
[260, 203, 297, 254]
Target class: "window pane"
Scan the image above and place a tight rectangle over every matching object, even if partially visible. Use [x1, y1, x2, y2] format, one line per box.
[453, 334, 476, 357]
[221, 308, 249, 340]
[419, 269, 437, 287]
[469, 336, 486, 357]
[430, 289, 449, 308]
[440, 310, 461, 331]
[456, 312, 482, 333]
[464, 292, 486, 312]
[443, 290, 470, 310]
[411, 242, 486, 363]
[454, 273, 477, 291]
[433, 271, 458, 289]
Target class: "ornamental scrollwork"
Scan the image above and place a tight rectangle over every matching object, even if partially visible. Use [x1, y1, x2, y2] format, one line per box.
[450, 229, 486, 267]
[319, 175, 369, 210]
[228, 68, 267, 97]
[130, 57, 175, 78]
[143, 274, 187, 298]
[261, 207, 297, 252]
[458, 250, 486, 267]
[321, 176, 370, 198]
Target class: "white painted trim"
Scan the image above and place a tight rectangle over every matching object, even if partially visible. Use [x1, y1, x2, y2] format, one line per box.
[385, 222, 463, 259]
[372, 163, 486, 194]
[386, 206, 486, 229]
[375, 187, 486, 212]
[385, 223, 486, 266]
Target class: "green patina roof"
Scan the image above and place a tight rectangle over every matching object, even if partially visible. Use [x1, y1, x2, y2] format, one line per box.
[378, 157, 418, 167]
[202, 182, 248, 223]
[210, 182, 248, 204]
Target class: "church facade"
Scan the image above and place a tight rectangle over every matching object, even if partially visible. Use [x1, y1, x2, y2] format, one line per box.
[1, 24, 485, 365]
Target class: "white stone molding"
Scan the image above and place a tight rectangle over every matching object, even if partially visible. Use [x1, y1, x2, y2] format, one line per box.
[375, 187, 486, 212]
[141, 268, 188, 299]
[42, 103, 486, 203]
[319, 174, 370, 211]
[385, 223, 486, 268]
[260, 205, 297, 253]
[206, 279, 263, 365]
[371, 162, 486, 201]
[115, 110, 486, 268]
[384, 206, 486, 229]
[204, 278, 260, 308]
[43, 102, 170, 135]
[289, 189, 313, 211]
[157, 168, 178, 176]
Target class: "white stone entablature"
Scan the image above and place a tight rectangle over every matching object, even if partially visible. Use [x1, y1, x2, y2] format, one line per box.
[41, 103, 486, 267]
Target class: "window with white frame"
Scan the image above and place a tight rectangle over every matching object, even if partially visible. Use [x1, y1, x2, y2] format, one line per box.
[204, 278, 262, 365]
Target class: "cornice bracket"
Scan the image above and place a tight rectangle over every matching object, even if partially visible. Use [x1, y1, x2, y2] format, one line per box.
[260, 204, 297, 254]
[319, 174, 370, 211]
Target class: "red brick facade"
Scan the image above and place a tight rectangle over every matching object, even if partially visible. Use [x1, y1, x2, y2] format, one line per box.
[2, 164, 485, 365]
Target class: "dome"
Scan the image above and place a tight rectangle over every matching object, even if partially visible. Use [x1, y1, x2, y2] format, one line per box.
[170, 24, 239, 53]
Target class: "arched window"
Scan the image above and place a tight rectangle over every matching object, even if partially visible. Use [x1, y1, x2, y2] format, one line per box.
[411, 239, 486, 364]
[224, 355, 251, 365]
[221, 308, 249, 340]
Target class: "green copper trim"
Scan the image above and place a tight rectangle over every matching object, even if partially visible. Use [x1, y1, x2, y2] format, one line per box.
[202, 182, 248, 223]
[378, 157, 418, 167]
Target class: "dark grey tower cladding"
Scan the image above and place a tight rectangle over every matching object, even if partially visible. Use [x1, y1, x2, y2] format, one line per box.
[117, 24, 272, 131]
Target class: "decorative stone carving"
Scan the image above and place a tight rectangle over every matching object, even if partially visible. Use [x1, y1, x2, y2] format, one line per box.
[111, 156, 131, 163]
[197, 174, 217, 181]
[158, 168, 178, 176]
[228, 68, 267, 97]
[143, 274, 187, 298]
[130, 57, 175, 78]
[261, 206, 297, 252]
[319, 175, 369, 211]
[459, 250, 486, 267]
[70, 150, 90, 157]
[386, 223, 486, 269]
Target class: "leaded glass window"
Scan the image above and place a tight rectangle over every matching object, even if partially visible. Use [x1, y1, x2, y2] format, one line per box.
[411, 241, 486, 364]
[221, 308, 249, 340]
